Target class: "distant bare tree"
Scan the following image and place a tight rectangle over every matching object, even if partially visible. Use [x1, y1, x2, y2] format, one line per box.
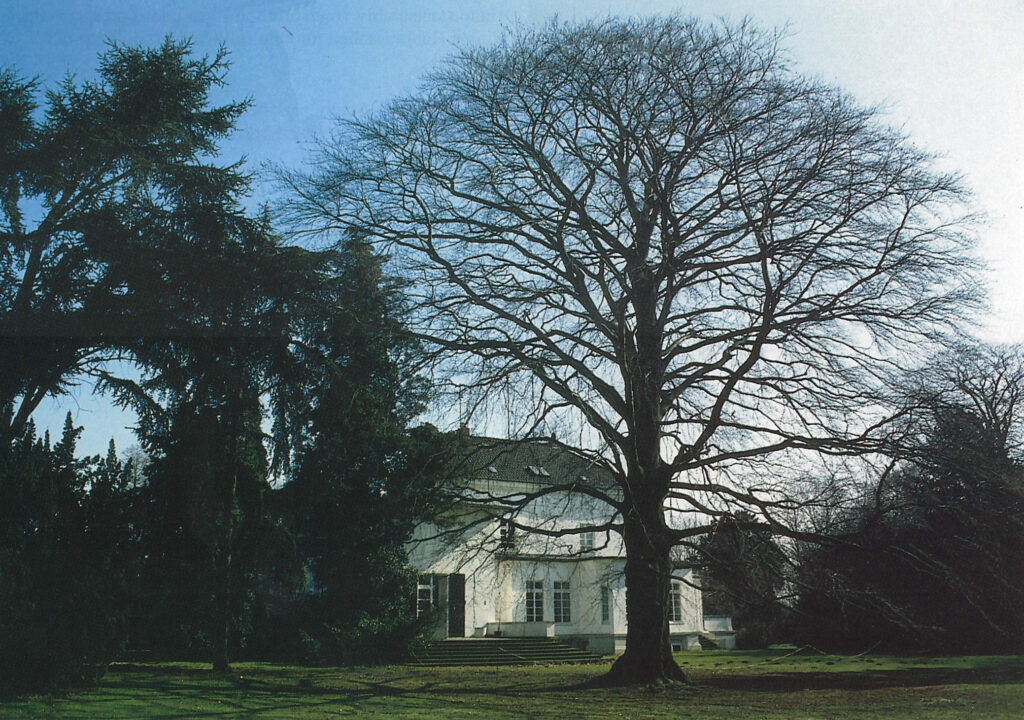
[283, 17, 980, 684]
[904, 343, 1024, 462]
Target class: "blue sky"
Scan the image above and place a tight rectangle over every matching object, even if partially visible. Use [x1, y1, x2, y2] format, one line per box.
[4, 0, 1022, 455]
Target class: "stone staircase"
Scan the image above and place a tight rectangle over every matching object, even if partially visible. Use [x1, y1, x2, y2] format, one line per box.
[411, 637, 606, 666]
[698, 630, 721, 650]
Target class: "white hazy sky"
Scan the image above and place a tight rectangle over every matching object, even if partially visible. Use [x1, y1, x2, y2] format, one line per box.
[3, 0, 1022, 455]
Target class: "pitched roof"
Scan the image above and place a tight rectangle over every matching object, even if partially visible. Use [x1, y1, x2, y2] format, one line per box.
[455, 435, 617, 491]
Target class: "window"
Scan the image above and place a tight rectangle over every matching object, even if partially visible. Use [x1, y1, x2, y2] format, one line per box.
[499, 518, 516, 551]
[580, 531, 595, 552]
[553, 581, 571, 623]
[669, 581, 683, 623]
[526, 580, 544, 622]
[417, 574, 438, 617]
[600, 585, 611, 624]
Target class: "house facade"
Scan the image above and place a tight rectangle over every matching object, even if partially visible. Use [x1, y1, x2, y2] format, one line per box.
[408, 436, 734, 654]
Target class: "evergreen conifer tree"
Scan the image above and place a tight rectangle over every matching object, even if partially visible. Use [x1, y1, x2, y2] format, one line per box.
[282, 237, 451, 663]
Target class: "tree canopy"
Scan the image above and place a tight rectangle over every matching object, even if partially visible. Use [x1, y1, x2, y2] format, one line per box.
[286, 17, 981, 684]
[280, 236, 453, 663]
[691, 511, 787, 649]
[0, 38, 262, 442]
[1, 37, 445, 684]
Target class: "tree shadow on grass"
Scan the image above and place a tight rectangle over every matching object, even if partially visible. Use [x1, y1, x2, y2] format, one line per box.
[36, 658, 1022, 720]
[696, 663, 1024, 693]
[77, 666, 595, 720]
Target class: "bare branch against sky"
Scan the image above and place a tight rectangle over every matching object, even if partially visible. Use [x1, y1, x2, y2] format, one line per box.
[3, 0, 1021, 454]
[282, 16, 981, 683]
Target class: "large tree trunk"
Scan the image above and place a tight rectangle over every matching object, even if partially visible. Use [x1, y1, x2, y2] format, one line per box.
[588, 195, 685, 686]
[211, 465, 237, 673]
[212, 546, 233, 673]
[212, 375, 243, 673]
[599, 484, 686, 687]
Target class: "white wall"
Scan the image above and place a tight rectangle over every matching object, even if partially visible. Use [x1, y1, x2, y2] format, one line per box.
[408, 487, 711, 642]
[492, 557, 625, 635]
[669, 568, 704, 633]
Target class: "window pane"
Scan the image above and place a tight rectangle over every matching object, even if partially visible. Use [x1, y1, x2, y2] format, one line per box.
[526, 580, 543, 622]
[669, 581, 683, 623]
[499, 518, 516, 550]
[417, 575, 435, 617]
[553, 581, 571, 623]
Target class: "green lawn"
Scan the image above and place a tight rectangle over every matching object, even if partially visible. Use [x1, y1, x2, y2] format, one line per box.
[4, 650, 1023, 719]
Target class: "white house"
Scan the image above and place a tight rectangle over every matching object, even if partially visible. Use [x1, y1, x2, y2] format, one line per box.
[408, 435, 735, 654]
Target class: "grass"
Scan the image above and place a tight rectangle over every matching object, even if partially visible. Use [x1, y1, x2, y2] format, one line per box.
[2, 649, 1023, 719]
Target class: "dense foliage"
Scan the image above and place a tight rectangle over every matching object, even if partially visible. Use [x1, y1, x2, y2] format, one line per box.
[0, 417, 135, 695]
[0, 40, 449, 693]
[278, 237, 454, 664]
[0, 39, 254, 444]
[791, 346, 1024, 653]
[691, 512, 787, 649]
[128, 386, 297, 666]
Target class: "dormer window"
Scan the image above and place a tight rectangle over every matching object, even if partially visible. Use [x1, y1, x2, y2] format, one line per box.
[526, 465, 550, 477]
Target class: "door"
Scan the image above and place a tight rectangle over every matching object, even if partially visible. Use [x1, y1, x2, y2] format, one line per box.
[447, 573, 466, 637]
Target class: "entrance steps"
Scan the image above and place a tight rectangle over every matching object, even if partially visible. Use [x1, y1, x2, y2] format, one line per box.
[412, 637, 605, 666]
[698, 631, 719, 649]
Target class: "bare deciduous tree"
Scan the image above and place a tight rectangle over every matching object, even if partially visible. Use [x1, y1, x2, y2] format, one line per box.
[904, 343, 1024, 461]
[284, 17, 980, 685]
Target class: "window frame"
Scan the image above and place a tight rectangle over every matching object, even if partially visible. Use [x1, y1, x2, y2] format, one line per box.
[525, 580, 544, 622]
[499, 517, 516, 551]
[669, 580, 684, 623]
[417, 574, 438, 618]
[553, 580, 572, 624]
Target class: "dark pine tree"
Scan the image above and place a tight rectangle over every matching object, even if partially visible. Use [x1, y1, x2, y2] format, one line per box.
[0, 415, 134, 694]
[281, 236, 451, 663]
[0, 40, 254, 444]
